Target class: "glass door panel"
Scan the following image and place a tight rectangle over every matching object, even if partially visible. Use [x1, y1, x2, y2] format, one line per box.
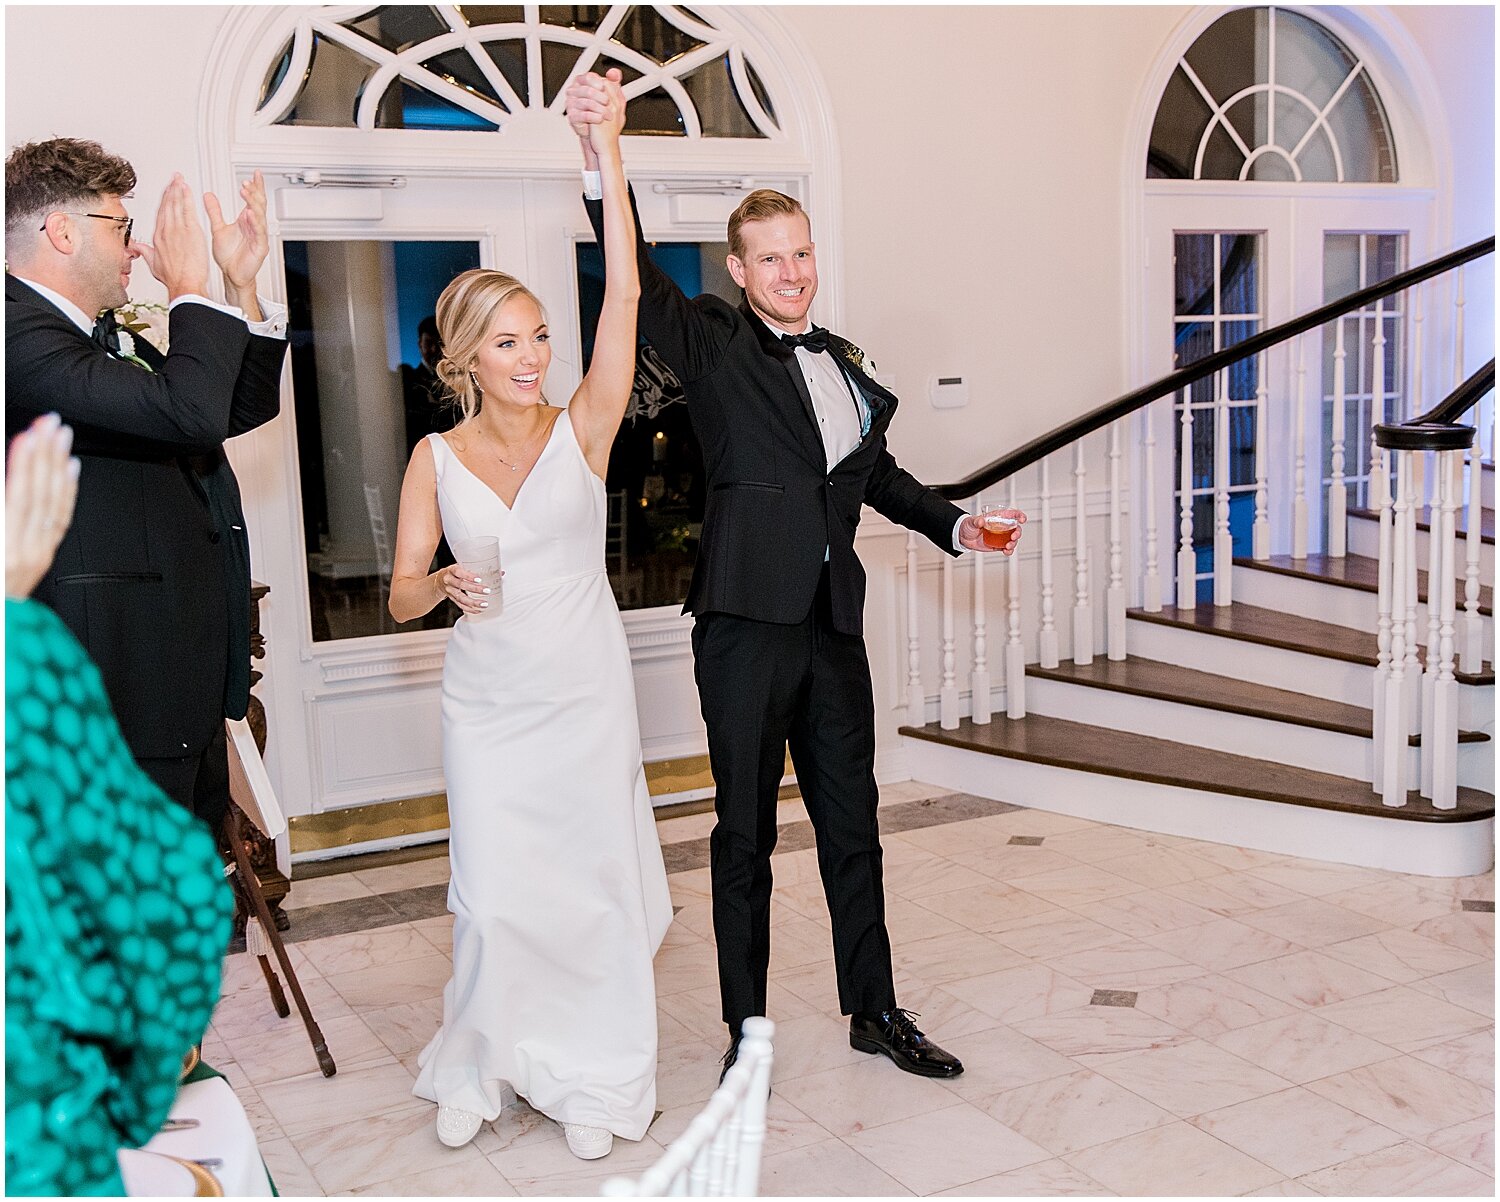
[283, 238, 481, 642]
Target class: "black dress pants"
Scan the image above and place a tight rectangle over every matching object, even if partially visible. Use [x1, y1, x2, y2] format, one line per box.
[138, 722, 230, 835]
[692, 569, 897, 1029]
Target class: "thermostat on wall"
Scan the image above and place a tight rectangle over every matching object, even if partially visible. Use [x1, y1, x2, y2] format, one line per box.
[930, 376, 968, 409]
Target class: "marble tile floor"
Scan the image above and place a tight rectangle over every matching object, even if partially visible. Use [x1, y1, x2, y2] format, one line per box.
[209, 782, 1495, 1197]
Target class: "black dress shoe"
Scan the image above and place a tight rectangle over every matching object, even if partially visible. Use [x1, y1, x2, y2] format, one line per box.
[849, 1008, 964, 1077]
[718, 1032, 742, 1084]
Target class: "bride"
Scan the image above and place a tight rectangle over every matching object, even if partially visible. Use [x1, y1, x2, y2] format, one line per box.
[388, 71, 670, 1161]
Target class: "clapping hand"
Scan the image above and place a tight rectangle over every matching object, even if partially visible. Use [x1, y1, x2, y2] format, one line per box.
[133, 173, 211, 301]
[205, 170, 270, 319]
[958, 508, 1027, 554]
[6, 414, 80, 599]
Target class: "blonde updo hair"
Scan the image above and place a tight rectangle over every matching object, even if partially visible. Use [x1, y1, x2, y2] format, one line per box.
[434, 268, 547, 424]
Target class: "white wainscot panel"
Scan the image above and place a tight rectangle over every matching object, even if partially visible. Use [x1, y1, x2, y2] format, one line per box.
[309, 681, 445, 810]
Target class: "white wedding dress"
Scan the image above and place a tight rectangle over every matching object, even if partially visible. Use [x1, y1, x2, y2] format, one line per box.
[413, 412, 672, 1140]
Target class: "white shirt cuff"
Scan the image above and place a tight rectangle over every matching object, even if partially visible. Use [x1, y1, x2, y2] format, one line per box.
[169, 294, 289, 340]
[952, 514, 969, 553]
[581, 170, 603, 201]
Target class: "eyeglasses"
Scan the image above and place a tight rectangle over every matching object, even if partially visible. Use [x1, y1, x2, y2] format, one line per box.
[40, 212, 133, 246]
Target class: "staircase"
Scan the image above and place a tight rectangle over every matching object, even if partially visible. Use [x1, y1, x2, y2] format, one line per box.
[897, 240, 1495, 879]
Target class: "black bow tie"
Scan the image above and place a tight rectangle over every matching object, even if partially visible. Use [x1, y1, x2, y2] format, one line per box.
[779, 327, 829, 354]
[92, 309, 119, 353]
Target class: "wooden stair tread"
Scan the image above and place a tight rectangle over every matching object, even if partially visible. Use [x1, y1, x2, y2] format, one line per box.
[1233, 553, 1493, 615]
[1348, 504, 1495, 543]
[1128, 603, 1496, 685]
[1026, 655, 1489, 744]
[900, 714, 1494, 823]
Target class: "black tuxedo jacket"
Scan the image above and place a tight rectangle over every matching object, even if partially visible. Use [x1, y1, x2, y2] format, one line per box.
[586, 192, 962, 636]
[5, 274, 287, 759]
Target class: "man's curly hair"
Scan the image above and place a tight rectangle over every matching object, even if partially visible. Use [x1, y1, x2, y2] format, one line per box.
[6, 138, 136, 251]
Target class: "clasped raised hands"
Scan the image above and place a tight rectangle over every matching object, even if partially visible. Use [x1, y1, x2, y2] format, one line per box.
[565, 68, 628, 167]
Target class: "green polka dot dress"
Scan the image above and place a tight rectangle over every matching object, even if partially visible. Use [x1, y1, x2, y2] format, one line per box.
[6, 598, 233, 1196]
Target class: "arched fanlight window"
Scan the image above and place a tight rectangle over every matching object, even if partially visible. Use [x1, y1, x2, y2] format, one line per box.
[1148, 6, 1397, 182]
[254, 4, 780, 138]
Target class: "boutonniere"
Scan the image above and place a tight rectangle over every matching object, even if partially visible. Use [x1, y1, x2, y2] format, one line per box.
[115, 299, 168, 372]
[838, 341, 877, 379]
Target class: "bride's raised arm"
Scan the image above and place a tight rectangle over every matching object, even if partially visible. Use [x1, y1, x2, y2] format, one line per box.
[564, 69, 639, 477]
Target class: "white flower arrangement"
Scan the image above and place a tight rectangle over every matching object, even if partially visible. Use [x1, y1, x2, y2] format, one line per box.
[116, 299, 170, 354]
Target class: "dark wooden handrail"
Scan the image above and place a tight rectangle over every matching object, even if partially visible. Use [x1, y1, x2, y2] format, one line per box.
[1376, 359, 1494, 452]
[936, 236, 1495, 500]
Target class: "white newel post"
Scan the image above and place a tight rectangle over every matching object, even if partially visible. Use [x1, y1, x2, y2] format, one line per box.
[1329, 319, 1348, 558]
[1038, 457, 1060, 668]
[1005, 476, 1026, 718]
[1213, 370, 1233, 606]
[1143, 400, 1163, 612]
[1430, 448, 1462, 809]
[1402, 454, 1423, 738]
[1073, 439, 1093, 664]
[905, 532, 924, 726]
[1293, 339, 1309, 560]
[1177, 390, 1197, 609]
[1380, 451, 1411, 808]
[970, 498, 991, 725]
[940, 554, 959, 729]
[1372, 445, 1392, 795]
[1107, 420, 1126, 659]
[1371, 298, 1386, 523]
[1422, 448, 1442, 798]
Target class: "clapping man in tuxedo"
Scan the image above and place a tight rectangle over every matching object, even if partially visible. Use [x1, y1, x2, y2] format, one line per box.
[4, 137, 288, 833]
[567, 74, 1024, 1080]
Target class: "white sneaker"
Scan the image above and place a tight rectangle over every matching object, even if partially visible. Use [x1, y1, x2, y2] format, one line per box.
[563, 1123, 613, 1160]
[436, 1106, 483, 1148]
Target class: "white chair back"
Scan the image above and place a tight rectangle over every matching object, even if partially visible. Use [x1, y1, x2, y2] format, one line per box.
[600, 1017, 774, 1197]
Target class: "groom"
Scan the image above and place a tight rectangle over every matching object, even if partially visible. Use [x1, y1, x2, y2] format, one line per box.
[568, 73, 1023, 1079]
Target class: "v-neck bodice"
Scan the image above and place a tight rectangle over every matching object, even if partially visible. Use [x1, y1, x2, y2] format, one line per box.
[428, 411, 605, 601]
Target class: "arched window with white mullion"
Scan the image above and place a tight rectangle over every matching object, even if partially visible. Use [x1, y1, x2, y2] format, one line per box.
[254, 4, 782, 141]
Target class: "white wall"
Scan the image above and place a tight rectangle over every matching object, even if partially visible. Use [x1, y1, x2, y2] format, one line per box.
[9, 4, 1491, 468]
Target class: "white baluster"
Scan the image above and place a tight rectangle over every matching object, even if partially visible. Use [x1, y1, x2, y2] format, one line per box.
[1039, 458, 1059, 668]
[1432, 449, 1461, 809]
[1462, 412, 1484, 673]
[1380, 451, 1411, 807]
[1329, 319, 1348, 558]
[1253, 353, 1270, 559]
[1177, 391, 1197, 609]
[1402, 458, 1423, 738]
[1422, 448, 1442, 798]
[1371, 298, 1386, 521]
[1006, 476, 1026, 719]
[1143, 399, 1163, 611]
[1107, 421, 1126, 659]
[1293, 339, 1309, 560]
[1372, 446, 1392, 795]
[940, 554, 958, 729]
[1214, 370, 1232, 606]
[1073, 438, 1093, 663]
[1452, 264, 1466, 385]
[970, 496, 991, 725]
[1412, 282, 1424, 420]
[905, 532, 924, 726]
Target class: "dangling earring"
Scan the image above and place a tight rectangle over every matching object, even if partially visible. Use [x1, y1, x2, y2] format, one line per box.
[468, 370, 482, 395]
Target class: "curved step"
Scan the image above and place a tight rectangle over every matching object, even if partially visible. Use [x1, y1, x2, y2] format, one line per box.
[1127, 603, 1495, 686]
[1233, 553, 1492, 616]
[1026, 655, 1489, 745]
[899, 713, 1494, 823]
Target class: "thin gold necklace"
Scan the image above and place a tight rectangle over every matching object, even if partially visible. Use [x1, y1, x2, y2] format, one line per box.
[485, 414, 550, 472]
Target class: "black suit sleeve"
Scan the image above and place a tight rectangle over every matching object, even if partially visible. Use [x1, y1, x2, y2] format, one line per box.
[583, 187, 735, 384]
[863, 443, 966, 556]
[227, 332, 288, 438]
[6, 298, 255, 451]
